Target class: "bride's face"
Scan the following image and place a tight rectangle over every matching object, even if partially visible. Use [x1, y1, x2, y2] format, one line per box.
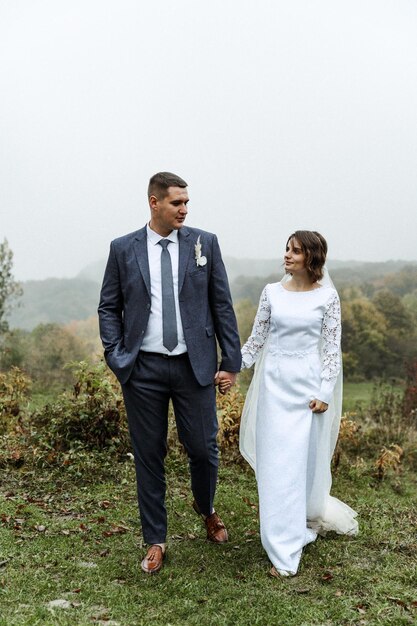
[284, 237, 306, 273]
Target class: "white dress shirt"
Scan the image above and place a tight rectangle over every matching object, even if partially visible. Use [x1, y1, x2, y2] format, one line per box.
[140, 224, 187, 355]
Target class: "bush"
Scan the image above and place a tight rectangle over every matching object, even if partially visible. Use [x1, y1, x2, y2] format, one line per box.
[0, 366, 31, 433]
[217, 385, 245, 461]
[403, 359, 417, 423]
[166, 385, 246, 464]
[352, 381, 417, 469]
[30, 361, 130, 457]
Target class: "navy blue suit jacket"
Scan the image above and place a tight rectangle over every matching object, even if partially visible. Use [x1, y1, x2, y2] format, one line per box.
[98, 225, 242, 385]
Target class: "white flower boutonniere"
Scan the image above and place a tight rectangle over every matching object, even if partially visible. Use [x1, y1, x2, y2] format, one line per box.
[195, 235, 207, 267]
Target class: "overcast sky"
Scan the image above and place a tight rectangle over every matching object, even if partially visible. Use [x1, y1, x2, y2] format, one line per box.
[1, 0, 417, 281]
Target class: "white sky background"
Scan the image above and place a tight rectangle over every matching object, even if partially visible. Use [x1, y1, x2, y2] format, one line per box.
[1, 0, 417, 280]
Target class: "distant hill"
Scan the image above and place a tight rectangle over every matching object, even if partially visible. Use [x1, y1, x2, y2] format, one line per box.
[231, 260, 417, 303]
[77, 259, 106, 283]
[6, 257, 417, 330]
[75, 256, 414, 284]
[7, 278, 101, 331]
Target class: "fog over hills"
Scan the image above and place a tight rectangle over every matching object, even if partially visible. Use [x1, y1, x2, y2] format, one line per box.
[7, 257, 417, 330]
[77, 257, 415, 286]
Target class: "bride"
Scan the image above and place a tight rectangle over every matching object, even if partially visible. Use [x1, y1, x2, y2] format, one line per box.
[238, 230, 358, 577]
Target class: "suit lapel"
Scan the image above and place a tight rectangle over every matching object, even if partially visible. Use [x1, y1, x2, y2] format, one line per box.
[178, 227, 193, 293]
[133, 226, 151, 298]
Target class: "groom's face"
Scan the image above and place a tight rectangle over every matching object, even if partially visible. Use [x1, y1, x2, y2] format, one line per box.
[150, 186, 189, 236]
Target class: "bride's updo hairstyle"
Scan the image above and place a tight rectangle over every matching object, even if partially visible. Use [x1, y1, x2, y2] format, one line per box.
[287, 230, 328, 282]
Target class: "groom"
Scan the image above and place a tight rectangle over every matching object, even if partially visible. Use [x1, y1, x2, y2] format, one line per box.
[98, 172, 241, 574]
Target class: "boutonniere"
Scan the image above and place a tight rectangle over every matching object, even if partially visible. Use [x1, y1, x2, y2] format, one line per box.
[195, 235, 207, 267]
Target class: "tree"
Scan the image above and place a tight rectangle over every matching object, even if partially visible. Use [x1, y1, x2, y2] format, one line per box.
[372, 289, 414, 338]
[24, 323, 90, 390]
[0, 239, 23, 333]
[372, 289, 417, 377]
[341, 297, 390, 379]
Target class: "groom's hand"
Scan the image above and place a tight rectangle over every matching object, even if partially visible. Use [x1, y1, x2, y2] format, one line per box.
[214, 371, 237, 395]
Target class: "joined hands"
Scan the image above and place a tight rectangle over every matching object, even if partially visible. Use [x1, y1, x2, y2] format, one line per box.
[214, 371, 237, 395]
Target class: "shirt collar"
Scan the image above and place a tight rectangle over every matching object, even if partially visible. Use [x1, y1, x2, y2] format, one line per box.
[146, 223, 178, 245]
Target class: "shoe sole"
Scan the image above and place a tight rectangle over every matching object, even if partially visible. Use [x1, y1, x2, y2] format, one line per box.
[141, 560, 163, 574]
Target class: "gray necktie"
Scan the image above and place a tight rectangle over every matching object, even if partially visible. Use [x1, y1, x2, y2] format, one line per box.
[158, 239, 178, 352]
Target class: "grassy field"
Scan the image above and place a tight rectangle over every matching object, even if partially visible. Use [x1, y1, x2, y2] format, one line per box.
[343, 381, 403, 413]
[1, 453, 416, 626]
[1, 380, 416, 626]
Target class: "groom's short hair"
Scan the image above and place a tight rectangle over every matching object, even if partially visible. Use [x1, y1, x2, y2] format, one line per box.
[148, 172, 188, 200]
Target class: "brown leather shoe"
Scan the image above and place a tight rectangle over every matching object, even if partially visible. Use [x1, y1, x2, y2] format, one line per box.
[141, 545, 166, 574]
[192, 500, 229, 543]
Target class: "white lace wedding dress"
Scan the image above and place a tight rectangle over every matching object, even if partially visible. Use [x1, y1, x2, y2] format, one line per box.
[240, 282, 358, 575]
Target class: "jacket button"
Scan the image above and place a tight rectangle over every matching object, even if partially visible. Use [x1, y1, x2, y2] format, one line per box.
[146, 303, 150, 310]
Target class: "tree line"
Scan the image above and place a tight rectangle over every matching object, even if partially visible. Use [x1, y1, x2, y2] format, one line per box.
[233, 266, 417, 382]
[1, 238, 417, 389]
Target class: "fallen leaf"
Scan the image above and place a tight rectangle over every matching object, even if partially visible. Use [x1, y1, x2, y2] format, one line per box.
[91, 606, 111, 620]
[242, 497, 258, 510]
[99, 500, 111, 509]
[102, 524, 130, 537]
[110, 524, 130, 533]
[47, 599, 72, 609]
[387, 597, 408, 608]
[321, 572, 333, 582]
[34, 525, 46, 532]
[99, 548, 110, 557]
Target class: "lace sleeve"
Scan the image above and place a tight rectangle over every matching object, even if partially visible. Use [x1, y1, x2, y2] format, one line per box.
[241, 286, 271, 369]
[318, 290, 342, 403]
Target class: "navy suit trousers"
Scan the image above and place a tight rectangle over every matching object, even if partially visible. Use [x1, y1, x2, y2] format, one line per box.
[121, 351, 218, 544]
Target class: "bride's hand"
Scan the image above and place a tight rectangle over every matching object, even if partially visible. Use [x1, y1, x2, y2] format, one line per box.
[309, 399, 328, 413]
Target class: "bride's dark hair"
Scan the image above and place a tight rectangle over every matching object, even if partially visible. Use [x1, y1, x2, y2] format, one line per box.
[286, 230, 327, 282]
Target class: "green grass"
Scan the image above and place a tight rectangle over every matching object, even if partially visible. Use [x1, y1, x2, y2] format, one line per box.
[343, 382, 375, 413]
[1, 457, 416, 626]
[1, 381, 415, 625]
[343, 381, 403, 414]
